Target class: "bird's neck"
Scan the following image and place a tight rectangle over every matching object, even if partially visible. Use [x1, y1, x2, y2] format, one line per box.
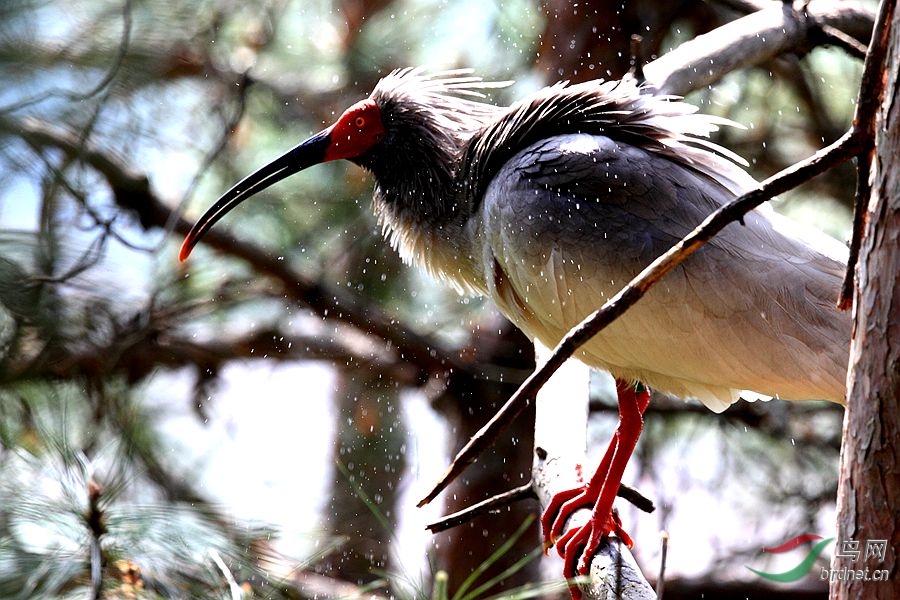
[359, 133, 486, 294]
[371, 172, 487, 295]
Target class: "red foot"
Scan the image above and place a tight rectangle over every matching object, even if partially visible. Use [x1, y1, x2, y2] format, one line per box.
[540, 380, 650, 600]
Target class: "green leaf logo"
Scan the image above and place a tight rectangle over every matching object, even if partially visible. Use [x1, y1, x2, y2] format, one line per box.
[746, 536, 834, 582]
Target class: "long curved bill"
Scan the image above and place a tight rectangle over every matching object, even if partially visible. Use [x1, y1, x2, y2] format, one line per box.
[179, 128, 331, 261]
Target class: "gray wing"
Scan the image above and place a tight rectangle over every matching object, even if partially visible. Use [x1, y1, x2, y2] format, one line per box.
[479, 133, 849, 410]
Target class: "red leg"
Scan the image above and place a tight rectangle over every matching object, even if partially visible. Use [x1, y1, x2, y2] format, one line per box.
[540, 380, 650, 599]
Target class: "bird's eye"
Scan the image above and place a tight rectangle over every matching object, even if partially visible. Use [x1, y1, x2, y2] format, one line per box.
[355, 116, 366, 128]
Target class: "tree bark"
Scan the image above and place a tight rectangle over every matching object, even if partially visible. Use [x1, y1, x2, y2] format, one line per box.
[831, 3, 900, 598]
[322, 367, 406, 587]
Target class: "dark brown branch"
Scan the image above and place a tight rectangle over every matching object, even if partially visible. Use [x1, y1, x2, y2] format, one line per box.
[816, 23, 869, 58]
[425, 480, 654, 534]
[840, 152, 873, 309]
[425, 483, 535, 533]
[3, 313, 419, 388]
[418, 129, 862, 509]
[838, 0, 895, 309]
[617, 482, 655, 515]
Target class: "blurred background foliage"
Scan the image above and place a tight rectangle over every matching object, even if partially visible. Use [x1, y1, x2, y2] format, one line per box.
[0, 0, 871, 598]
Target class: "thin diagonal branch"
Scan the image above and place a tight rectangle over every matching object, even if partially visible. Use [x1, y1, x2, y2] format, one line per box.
[418, 128, 862, 508]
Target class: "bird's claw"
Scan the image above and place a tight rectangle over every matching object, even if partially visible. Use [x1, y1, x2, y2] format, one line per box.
[540, 486, 585, 550]
[541, 487, 635, 600]
[541, 381, 648, 600]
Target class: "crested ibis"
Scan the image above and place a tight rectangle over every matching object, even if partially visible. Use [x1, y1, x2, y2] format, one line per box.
[179, 68, 850, 597]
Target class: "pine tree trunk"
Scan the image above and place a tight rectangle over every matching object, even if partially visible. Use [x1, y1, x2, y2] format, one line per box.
[831, 5, 900, 597]
[321, 368, 406, 586]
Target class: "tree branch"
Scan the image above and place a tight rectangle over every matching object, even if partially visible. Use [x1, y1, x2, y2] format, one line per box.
[644, 0, 875, 96]
[425, 483, 535, 534]
[424, 479, 654, 535]
[1, 306, 421, 389]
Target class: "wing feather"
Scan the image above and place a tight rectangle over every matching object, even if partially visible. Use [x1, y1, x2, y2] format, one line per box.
[480, 133, 849, 409]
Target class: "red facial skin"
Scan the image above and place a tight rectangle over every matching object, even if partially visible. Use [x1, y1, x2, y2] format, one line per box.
[323, 99, 386, 162]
